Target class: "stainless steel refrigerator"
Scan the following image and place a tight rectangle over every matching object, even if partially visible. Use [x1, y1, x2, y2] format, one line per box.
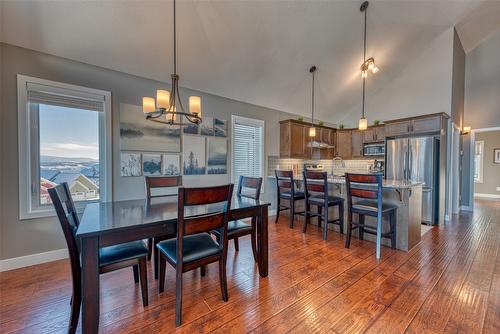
[385, 136, 439, 225]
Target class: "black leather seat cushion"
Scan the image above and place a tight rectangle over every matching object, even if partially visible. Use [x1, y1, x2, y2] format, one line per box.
[308, 195, 343, 206]
[352, 200, 397, 214]
[99, 241, 149, 267]
[212, 220, 253, 237]
[157, 233, 221, 264]
[280, 191, 305, 199]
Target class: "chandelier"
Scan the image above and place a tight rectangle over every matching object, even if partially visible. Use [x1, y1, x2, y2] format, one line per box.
[358, 1, 379, 130]
[142, 0, 202, 125]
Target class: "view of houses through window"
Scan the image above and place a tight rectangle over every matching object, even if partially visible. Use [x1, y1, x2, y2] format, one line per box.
[38, 104, 100, 205]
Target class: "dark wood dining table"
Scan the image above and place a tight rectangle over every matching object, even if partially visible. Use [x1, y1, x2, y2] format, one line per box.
[76, 195, 270, 333]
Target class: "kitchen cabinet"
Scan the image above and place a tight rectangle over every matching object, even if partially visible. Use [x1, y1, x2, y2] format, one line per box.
[385, 121, 411, 137]
[363, 125, 386, 143]
[385, 114, 444, 137]
[279, 120, 311, 159]
[411, 115, 441, 134]
[335, 130, 352, 159]
[351, 130, 364, 158]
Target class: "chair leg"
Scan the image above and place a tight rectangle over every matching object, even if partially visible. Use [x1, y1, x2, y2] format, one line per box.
[345, 221, 352, 248]
[275, 199, 280, 223]
[376, 214, 382, 259]
[175, 268, 183, 326]
[68, 284, 81, 334]
[390, 212, 397, 249]
[138, 258, 148, 307]
[159, 255, 166, 294]
[218, 258, 229, 302]
[317, 206, 322, 229]
[133, 265, 139, 283]
[359, 214, 365, 241]
[289, 199, 295, 228]
[147, 238, 153, 261]
[154, 239, 160, 279]
[201, 265, 206, 277]
[339, 203, 345, 234]
[322, 205, 328, 240]
[234, 238, 239, 251]
[303, 200, 310, 233]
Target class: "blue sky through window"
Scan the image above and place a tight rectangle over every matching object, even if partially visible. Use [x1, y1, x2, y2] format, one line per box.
[39, 104, 99, 160]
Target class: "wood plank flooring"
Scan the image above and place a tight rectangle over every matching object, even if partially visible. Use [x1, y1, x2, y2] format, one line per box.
[1, 199, 499, 333]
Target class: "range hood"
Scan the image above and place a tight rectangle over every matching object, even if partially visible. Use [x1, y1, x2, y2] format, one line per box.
[307, 140, 334, 149]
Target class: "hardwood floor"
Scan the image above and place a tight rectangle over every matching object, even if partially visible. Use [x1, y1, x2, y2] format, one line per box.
[1, 199, 498, 333]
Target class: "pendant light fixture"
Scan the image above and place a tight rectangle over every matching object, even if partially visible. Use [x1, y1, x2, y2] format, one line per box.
[141, 0, 202, 125]
[309, 66, 317, 137]
[358, 1, 378, 130]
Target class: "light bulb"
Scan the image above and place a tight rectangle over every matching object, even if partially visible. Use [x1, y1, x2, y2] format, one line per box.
[358, 117, 368, 130]
[309, 127, 316, 137]
[189, 96, 202, 117]
[156, 90, 170, 109]
[142, 97, 155, 114]
[368, 62, 374, 70]
[371, 65, 379, 73]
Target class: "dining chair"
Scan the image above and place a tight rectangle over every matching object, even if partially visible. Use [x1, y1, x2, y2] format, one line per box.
[145, 175, 182, 279]
[156, 184, 234, 326]
[212, 176, 262, 262]
[302, 171, 344, 240]
[48, 183, 149, 334]
[344, 173, 397, 259]
[275, 170, 305, 228]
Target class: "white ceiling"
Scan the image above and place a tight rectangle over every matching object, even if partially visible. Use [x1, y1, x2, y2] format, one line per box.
[1, 0, 498, 123]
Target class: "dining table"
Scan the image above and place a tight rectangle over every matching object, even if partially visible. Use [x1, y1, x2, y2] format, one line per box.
[76, 195, 270, 333]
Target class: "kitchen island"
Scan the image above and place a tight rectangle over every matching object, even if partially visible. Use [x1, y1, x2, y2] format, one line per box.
[268, 175, 423, 252]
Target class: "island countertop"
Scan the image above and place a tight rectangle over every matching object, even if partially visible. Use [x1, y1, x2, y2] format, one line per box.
[267, 175, 422, 189]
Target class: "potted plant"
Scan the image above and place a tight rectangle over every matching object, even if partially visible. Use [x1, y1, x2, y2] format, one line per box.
[338, 123, 345, 129]
[318, 121, 324, 126]
[298, 116, 304, 122]
[373, 120, 381, 126]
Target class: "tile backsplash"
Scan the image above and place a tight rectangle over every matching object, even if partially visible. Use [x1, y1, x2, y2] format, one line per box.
[267, 156, 377, 177]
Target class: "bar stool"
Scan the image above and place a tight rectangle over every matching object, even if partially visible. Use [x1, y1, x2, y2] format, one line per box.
[344, 173, 397, 259]
[302, 171, 344, 240]
[275, 170, 305, 228]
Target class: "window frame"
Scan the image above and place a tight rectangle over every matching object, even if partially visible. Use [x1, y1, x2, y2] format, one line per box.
[17, 74, 112, 220]
[231, 115, 265, 192]
[473, 140, 484, 184]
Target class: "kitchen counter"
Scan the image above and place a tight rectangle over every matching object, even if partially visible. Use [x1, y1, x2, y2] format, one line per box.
[267, 175, 423, 252]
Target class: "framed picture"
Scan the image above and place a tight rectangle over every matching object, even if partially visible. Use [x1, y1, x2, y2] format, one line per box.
[214, 118, 227, 137]
[494, 148, 500, 164]
[120, 153, 142, 177]
[120, 103, 181, 152]
[162, 154, 181, 176]
[200, 117, 214, 136]
[183, 136, 206, 175]
[183, 123, 199, 135]
[142, 153, 162, 176]
[207, 137, 227, 174]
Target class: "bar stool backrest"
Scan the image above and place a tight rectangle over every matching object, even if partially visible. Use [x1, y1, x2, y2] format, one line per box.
[302, 171, 328, 198]
[275, 170, 295, 196]
[237, 175, 262, 200]
[345, 173, 383, 214]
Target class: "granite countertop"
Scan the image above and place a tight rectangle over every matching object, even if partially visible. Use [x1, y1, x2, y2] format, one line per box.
[267, 175, 422, 189]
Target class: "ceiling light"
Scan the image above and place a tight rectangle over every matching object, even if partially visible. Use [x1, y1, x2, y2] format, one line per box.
[309, 66, 317, 137]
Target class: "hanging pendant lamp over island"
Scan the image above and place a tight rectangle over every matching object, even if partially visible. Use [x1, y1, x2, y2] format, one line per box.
[141, 0, 202, 125]
[309, 66, 317, 137]
[358, 1, 378, 130]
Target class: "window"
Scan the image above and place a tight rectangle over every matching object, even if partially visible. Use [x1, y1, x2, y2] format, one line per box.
[474, 140, 484, 183]
[231, 115, 265, 191]
[18, 75, 112, 219]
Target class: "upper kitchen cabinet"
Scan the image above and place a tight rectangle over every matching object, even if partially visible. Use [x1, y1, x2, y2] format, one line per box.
[363, 125, 385, 143]
[280, 120, 311, 159]
[351, 130, 364, 158]
[335, 130, 352, 159]
[385, 113, 448, 137]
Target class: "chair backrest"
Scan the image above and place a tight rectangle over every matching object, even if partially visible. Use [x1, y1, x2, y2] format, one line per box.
[237, 175, 262, 200]
[303, 171, 328, 198]
[345, 173, 383, 214]
[176, 184, 234, 261]
[48, 183, 81, 283]
[275, 170, 295, 196]
[145, 176, 182, 199]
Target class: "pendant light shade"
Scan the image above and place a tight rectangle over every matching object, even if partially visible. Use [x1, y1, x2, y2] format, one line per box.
[309, 127, 316, 137]
[358, 117, 368, 130]
[309, 66, 317, 137]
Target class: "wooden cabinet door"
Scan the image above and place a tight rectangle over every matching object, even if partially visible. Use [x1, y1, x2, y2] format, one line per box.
[336, 130, 351, 159]
[280, 122, 290, 158]
[363, 129, 375, 143]
[385, 121, 410, 137]
[290, 122, 308, 158]
[411, 116, 441, 134]
[351, 130, 364, 158]
[321, 128, 332, 144]
[374, 126, 385, 141]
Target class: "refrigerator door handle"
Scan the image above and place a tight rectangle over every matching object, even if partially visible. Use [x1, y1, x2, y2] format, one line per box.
[409, 147, 413, 181]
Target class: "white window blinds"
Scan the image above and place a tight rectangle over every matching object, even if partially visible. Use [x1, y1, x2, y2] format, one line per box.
[232, 116, 264, 186]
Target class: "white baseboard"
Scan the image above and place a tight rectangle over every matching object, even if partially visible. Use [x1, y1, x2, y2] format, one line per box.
[474, 193, 500, 199]
[0, 248, 68, 272]
[460, 205, 473, 211]
[268, 209, 277, 217]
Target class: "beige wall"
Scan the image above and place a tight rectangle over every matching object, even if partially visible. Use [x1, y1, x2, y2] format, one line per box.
[474, 131, 500, 196]
[0, 42, 297, 260]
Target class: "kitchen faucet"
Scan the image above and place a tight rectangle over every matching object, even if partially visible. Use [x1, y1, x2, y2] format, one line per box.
[332, 156, 345, 176]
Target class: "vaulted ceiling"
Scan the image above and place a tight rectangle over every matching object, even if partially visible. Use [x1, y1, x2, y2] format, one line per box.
[1, 0, 498, 123]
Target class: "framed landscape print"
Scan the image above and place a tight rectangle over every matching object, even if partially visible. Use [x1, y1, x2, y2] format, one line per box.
[142, 153, 162, 176]
[120, 153, 142, 177]
[200, 117, 214, 136]
[183, 123, 199, 135]
[120, 103, 181, 152]
[494, 148, 500, 164]
[214, 118, 227, 137]
[183, 136, 206, 175]
[207, 137, 227, 174]
[162, 154, 181, 175]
